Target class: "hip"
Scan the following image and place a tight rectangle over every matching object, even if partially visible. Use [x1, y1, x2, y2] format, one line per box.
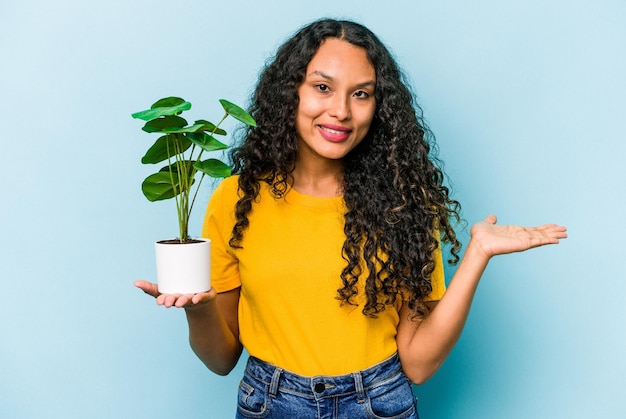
[236, 352, 419, 419]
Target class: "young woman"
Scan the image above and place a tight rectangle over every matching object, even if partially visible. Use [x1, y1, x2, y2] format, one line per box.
[135, 18, 567, 418]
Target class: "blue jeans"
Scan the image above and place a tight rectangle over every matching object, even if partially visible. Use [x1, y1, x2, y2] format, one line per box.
[235, 352, 419, 419]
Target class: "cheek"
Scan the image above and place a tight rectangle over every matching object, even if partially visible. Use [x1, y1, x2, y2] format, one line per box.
[295, 103, 309, 127]
[358, 107, 376, 133]
[295, 106, 314, 138]
[297, 96, 321, 120]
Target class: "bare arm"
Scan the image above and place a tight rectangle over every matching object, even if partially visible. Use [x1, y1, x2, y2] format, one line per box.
[134, 282, 243, 375]
[396, 215, 567, 384]
[184, 287, 242, 375]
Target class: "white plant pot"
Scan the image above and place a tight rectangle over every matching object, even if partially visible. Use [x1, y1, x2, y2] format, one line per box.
[154, 238, 211, 294]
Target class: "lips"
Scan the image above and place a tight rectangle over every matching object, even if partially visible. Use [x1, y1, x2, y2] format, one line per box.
[318, 124, 351, 142]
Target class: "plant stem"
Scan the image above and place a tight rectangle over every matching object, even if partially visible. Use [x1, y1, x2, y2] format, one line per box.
[164, 134, 183, 242]
[186, 112, 230, 235]
[176, 134, 188, 242]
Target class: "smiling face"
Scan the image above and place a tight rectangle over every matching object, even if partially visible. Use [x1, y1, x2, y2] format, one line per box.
[295, 38, 376, 167]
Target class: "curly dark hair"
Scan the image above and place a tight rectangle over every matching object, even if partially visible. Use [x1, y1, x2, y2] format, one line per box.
[229, 18, 462, 317]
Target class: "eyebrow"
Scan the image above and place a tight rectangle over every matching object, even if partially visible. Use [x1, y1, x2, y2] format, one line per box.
[307, 70, 376, 89]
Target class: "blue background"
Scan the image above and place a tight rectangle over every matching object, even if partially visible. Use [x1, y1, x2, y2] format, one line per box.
[1, 1, 624, 418]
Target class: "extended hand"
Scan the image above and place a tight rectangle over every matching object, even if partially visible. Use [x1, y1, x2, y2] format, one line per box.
[470, 214, 567, 259]
[134, 280, 217, 309]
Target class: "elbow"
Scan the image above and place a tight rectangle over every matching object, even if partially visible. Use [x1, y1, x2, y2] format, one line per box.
[407, 370, 435, 386]
[209, 363, 236, 376]
[398, 343, 448, 385]
[402, 360, 443, 386]
[191, 344, 243, 377]
[202, 356, 240, 376]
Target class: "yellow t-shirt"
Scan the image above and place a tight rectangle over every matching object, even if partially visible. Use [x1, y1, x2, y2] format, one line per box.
[202, 175, 446, 376]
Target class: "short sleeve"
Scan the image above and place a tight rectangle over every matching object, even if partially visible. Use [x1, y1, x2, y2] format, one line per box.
[201, 177, 241, 293]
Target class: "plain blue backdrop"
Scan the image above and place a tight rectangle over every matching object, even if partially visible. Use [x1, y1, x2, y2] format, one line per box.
[1, 1, 624, 418]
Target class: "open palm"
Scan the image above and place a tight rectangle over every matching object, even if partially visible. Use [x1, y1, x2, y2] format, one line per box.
[470, 215, 567, 258]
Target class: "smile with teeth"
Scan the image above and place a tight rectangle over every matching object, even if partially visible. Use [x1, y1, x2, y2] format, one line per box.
[320, 126, 349, 135]
[318, 124, 352, 142]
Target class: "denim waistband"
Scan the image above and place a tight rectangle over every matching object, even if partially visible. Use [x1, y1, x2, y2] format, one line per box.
[243, 353, 404, 400]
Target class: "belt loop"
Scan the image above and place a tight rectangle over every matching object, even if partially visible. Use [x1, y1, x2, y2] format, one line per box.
[352, 372, 365, 402]
[269, 367, 283, 398]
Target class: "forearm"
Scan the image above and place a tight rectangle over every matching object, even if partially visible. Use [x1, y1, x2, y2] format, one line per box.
[399, 239, 490, 383]
[185, 300, 242, 375]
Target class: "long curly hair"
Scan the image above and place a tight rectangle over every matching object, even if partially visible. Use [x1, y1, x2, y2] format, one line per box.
[229, 18, 462, 317]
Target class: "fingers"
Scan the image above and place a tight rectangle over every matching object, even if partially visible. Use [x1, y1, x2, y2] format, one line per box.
[156, 293, 189, 308]
[191, 288, 217, 305]
[470, 216, 567, 257]
[155, 288, 217, 309]
[530, 224, 568, 238]
[544, 225, 568, 240]
[135, 280, 218, 309]
[484, 214, 498, 225]
[524, 224, 568, 247]
[134, 280, 160, 298]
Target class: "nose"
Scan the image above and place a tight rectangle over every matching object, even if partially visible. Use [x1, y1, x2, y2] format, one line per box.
[328, 93, 351, 121]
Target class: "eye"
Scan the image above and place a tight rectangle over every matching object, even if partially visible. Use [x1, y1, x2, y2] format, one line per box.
[315, 84, 330, 93]
[353, 90, 370, 99]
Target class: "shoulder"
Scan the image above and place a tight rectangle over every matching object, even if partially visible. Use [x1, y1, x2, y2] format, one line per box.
[205, 176, 241, 223]
[215, 175, 240, 194]
[210, 175, 241, 205]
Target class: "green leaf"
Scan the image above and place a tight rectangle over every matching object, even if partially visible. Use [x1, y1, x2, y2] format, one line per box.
[132, 98, 191, 121]
[161, 122, 207, 134]
[141, 135, 192, 164]
[219, 99, 256, 127]
[142, 115, 187, 133]
[159, 160, 197, 178]
[141, 171, 195, 202]
[194, 119, 227, 136]
[187, 132, 228, 152]
[194, 159, 231, 178]
[151, 97, 186, 108]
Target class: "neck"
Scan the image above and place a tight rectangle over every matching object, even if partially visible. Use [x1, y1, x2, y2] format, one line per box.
[291, 158, 344, 198]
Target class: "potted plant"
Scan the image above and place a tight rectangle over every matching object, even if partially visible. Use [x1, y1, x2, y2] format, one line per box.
[132, 96, 255, 294]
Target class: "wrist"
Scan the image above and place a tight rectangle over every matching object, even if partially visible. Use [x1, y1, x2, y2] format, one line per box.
[184, 298, 215, 315]
[464, 238, 492, 266]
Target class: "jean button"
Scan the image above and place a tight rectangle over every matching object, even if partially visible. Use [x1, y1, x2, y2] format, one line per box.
[314, 382, 325, 393]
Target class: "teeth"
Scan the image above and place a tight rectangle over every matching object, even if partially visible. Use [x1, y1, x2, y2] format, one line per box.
[322, 127, 346, 134]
